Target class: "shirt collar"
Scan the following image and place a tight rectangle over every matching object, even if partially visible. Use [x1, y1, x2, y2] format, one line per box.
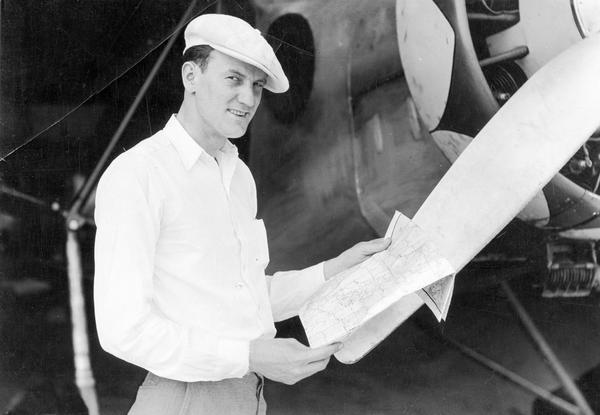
[164, 116, 241, 192]
[164, 115, 205, 170]
[216, 138, 239, 162]
[215, 139, 240, 195]
[163, 115, 241, 169]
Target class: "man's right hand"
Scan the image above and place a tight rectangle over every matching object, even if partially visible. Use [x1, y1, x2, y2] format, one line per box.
[249, 337, 341, 385]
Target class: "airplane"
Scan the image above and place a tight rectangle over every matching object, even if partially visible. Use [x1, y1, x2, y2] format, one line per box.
[250, 0, 600, 299]
[0, 0, 599, 413]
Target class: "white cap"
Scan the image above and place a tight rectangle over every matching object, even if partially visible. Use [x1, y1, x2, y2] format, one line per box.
[183, 14, 289, 93]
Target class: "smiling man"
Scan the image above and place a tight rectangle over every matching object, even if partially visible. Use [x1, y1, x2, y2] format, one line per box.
[93, 14, 390, 415]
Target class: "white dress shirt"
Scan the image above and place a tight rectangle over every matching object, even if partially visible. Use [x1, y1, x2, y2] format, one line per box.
[94, 115, 325, 382]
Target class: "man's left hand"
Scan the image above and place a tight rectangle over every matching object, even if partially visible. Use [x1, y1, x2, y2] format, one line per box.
[323, 237, 391, 280]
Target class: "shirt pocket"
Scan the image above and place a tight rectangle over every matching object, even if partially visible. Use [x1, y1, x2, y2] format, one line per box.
[247, 219, 270, 268]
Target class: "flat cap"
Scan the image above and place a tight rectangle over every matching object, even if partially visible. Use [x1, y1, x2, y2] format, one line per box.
[184, 14, 289, 93]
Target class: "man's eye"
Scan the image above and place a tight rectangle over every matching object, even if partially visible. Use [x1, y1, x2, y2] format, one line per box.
[227, 76, 240, 82]
[254, 83, 265, 89]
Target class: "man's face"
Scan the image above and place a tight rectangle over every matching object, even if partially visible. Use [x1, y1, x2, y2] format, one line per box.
[190, 50, 267, 139]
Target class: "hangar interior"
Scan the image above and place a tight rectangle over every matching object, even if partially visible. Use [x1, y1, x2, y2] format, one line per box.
[1, 0, 599, 414]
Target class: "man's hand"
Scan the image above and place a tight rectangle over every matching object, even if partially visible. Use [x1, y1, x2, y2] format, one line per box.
[249, 338, 341, 385]
[323, 237, 391, 280]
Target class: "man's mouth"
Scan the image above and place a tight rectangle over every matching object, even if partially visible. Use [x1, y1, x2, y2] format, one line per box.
[228, 109, 249, 118]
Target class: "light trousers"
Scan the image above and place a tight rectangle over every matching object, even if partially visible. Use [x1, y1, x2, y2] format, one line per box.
[128, 372, 267, 415]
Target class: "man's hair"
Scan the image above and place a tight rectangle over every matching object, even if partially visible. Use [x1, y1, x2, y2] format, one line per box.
[182, 45, 214, 71]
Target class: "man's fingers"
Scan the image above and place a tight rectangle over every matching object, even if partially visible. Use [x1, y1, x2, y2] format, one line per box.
[305, 356, 332, 373]
[289, 357, 332, 384]
[305, 343, 342, 362]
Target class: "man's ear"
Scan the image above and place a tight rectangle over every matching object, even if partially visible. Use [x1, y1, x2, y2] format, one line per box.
[181, 61, 198, 92]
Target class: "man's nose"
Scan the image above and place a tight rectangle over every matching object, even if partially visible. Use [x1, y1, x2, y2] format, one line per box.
[237, 83, 256, 108]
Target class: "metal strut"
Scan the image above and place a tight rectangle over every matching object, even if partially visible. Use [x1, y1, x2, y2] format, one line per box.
[67, 0, 199, 230]
[444, 335, 580, 415]
[501, 281, 595, 415]
[64, 2, 199, 414]
[444, 282, 595, 415]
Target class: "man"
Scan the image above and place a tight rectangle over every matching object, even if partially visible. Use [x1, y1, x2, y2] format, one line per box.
[94, 13, 390, 414]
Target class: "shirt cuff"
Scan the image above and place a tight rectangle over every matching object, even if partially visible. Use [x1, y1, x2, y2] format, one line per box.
[302, 261, 326, 289]
[183, 329, 250, 381]
[268, 262, 326, 322]
[217, 338, 250, 378]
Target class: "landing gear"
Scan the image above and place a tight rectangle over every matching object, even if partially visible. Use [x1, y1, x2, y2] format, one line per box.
[440, 281, 595, 415]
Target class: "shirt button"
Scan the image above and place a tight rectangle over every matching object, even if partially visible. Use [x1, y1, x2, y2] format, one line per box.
[235, 282, 244, 289]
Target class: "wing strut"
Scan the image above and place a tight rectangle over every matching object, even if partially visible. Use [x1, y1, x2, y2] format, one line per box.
[501, 281, 594, 415]
[436, 281, 594, 415]
[64, 2, 199, 414]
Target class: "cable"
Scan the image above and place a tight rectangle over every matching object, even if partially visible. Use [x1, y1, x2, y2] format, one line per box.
[592, 170, 600, 193]
[68, 0, 201, 224]
[1, 0, 217, 162]
[2, 1, 315, 162]
[479, 0, 519, 15]
[266, 33, 315, 57]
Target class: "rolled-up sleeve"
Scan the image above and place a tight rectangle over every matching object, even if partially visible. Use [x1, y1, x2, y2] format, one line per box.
[93, 154, 249, 382]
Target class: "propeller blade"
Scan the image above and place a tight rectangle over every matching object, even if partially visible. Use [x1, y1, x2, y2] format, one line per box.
[337, 33, 600, 363]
